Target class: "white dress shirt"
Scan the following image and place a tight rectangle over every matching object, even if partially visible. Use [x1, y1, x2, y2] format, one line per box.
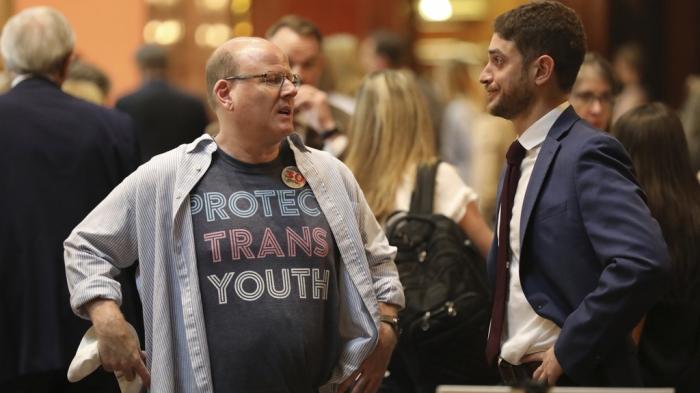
[499, 102, 569, 365]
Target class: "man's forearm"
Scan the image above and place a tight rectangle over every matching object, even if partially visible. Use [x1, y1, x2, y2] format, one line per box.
[85, 298, 125, 328]
[378, 302, 400, 317]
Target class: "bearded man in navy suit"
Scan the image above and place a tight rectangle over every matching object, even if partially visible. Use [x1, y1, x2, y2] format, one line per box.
[479, 1, 669, 387]
[0, 7, 140, 392]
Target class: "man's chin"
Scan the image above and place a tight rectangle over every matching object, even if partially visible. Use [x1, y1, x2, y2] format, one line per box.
[488, 100, 521, 120]
[486, 101, 505, 118]
[277, 127, 295, 138]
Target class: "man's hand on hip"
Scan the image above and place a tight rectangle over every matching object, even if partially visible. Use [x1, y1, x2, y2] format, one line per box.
[85, 299, 151, 388]
[522, 346, 563, 386]
[338, 321, 398, 393]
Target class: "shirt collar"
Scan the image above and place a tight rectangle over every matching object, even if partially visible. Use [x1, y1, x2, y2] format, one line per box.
[518, 101, 570, 150]
[185, 133, 217, 154]
[11, 74, 33, 88]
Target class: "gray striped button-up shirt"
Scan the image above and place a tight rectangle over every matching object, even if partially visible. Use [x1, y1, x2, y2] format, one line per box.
[65, 134, 405, 393]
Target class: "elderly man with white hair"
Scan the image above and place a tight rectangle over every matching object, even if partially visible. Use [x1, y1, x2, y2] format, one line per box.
[0, 7, 138, 392]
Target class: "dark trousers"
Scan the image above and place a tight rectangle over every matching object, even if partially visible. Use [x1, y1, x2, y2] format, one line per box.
[498, 359, 575, 387]
[1, 369, 120, 393]
[498, 359, 541, 385]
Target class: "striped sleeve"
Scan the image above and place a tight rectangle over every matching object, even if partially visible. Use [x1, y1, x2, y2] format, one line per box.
[336, 160, 405, 309]
[64, 170, 140, 319]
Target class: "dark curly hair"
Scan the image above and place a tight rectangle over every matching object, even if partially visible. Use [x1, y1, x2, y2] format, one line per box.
[494, 0, 586, 92]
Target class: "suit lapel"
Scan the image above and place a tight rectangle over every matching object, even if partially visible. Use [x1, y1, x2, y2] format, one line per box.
[519, 106, 579, 245]
[519, 139, 560, 244]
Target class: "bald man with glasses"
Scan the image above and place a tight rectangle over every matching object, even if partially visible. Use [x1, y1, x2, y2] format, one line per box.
[65, 37, 403, 393]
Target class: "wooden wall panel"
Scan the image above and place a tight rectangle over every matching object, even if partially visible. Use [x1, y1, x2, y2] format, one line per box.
[251, 0, 411, 39]
[560, 0, 610, 56]
[415, 0, 526, 43]
[0, 0, 11, 70]
[147, 0, 219, 100]
[662, 0, 700, 108]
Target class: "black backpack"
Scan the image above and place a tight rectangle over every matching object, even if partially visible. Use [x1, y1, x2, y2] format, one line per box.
[384, 162, 498, 393]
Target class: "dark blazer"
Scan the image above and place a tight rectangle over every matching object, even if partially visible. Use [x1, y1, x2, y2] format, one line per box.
[0, 77, 138, 382]
[116, 80, 208, 163]
[487, 106, 670, 386]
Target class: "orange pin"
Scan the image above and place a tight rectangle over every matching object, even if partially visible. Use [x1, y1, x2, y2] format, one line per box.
[281, 166, 306, 189]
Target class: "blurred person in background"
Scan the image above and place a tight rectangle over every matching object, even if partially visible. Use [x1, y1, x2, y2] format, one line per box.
[681, 75, 700, 175]
[116, 44, 208, 163]
[0, 7, 139, 392]
[436, 59, 480, 185]
[469, 114, 516, 224]
[344, 68, 493, 393]
[435, 58, 515, 224]
[267, 15, 349, 156]
[359, 30, 407, 75]
[612, 103, 700, 393]
[360, 30, 444, 140]
[62, 58, 111, 105]
[345, 69, 492, 256]
[570, 53, 618, 132]
[318, 33, 365, 115]
[612, 43, 649, 123]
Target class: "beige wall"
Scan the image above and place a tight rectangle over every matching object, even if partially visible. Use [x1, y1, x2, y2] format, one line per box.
[13, 0, 145, 104]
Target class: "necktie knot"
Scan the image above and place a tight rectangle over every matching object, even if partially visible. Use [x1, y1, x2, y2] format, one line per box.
[506, 140, 527, 166]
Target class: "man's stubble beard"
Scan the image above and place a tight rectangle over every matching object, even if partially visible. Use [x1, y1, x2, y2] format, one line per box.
[488, 71, 533, 120]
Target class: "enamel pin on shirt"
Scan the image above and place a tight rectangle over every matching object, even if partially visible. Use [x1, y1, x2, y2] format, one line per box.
[281, 166, 306, 189]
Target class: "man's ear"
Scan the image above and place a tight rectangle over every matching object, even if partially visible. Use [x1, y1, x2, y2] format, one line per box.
[532, 54, 555, 86]
[213, 79, 233, 110]
[57, 52, 74, 85]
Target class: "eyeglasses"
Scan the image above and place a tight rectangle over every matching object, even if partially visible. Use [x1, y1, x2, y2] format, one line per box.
[571, 91, 613, 105]
[223, 72, 301, 88]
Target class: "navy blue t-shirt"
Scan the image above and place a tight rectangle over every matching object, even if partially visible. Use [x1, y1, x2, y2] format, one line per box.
[190, 142, 340, 392]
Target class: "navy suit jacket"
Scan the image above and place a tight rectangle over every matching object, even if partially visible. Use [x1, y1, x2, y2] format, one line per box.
[0, 77, 140, 382]
[487, 106, 670, 386]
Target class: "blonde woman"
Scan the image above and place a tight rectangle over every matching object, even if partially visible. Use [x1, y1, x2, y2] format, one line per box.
[345, 70, 492, 257]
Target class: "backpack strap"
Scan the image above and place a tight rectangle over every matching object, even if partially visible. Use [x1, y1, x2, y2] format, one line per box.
[408, 160, 440, 215]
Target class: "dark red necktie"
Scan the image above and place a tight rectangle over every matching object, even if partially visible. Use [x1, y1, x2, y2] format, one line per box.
[485, 140, 527, 365]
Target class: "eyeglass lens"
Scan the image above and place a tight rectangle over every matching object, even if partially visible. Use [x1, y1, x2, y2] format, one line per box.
[266, 72, 301, 87]
[574, 92, 613, 104]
